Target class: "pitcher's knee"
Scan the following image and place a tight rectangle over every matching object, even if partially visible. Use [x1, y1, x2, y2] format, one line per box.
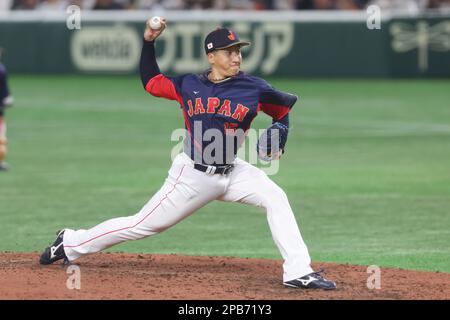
[258, 184, 289, 209]
[269, 183, 289, 201]
[128, 216, 172, 237]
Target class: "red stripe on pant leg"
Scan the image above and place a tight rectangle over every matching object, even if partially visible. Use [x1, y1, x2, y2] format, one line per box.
[64, 165, 186, 249]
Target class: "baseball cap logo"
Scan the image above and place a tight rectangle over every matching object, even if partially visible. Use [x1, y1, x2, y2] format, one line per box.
[207, 43, 213, 49]
[227, 31, 236, 41]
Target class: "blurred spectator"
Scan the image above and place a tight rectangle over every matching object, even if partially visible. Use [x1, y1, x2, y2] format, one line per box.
[336, 0, 360, 9]
[353, 0, 370, 8]
[38, 0, 66, 10]
[296, 0, 334, 9]
[274, 0, 297, 9]
[105, 0, 184, 9]
[6, 0, 450, 11]
[428, 0, 450, 8]
[133, 0, 154, 9]
[134, 0, 158, 9]
[92, 0, 126, 9]
[225, 0, 255, 9]
[184, 0, 214, 9]
[115, 0, 133, 8]
[253, 0, 274, 10]
[12, 0, 40, 9]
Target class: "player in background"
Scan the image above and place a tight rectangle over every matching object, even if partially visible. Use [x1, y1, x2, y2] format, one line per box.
[39, 18, 336, 290]
[0, 47, 14, 171]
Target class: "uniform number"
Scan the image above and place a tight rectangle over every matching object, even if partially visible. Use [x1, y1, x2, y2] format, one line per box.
[224, 122, 238, 135]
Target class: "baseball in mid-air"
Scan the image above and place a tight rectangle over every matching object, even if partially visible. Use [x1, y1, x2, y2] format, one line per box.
[149, 16, 162, 30]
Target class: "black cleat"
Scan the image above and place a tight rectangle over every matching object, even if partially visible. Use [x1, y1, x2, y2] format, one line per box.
[284, 270, 337, 290]
[39, 229, 68, 265]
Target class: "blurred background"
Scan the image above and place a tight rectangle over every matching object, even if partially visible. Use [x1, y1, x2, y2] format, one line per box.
[0, 2, 449, 272]
[1, 1, 449, 76]
[1, 0, 450, 11]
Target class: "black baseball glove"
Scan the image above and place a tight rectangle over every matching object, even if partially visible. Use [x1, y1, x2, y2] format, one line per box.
[257, 122, 289, 161]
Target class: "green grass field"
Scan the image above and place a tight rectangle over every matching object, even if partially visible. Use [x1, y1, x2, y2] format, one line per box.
[1, 75, 449, 273]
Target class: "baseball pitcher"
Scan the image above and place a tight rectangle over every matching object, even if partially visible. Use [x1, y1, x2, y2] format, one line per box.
[39, 18, 336, 290]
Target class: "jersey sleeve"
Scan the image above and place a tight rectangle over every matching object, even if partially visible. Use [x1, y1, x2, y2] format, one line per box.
[140, 40, 183, 104]
[144, 74, 184, 104]
[258, 80, 298, 121]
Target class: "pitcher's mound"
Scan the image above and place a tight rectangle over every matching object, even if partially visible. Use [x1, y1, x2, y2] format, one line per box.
[0, 252, 448, 299]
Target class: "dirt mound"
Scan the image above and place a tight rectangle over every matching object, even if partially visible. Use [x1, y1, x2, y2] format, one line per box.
[0, 252, 448, 300]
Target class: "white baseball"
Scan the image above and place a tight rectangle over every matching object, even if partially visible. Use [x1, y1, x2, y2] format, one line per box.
[149, 16, 162, 30]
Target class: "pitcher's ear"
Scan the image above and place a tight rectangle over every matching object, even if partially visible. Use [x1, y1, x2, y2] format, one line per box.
[207, 52, 215, 64]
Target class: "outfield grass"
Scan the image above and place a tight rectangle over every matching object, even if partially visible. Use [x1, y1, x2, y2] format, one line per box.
[1, 75, 449, 273]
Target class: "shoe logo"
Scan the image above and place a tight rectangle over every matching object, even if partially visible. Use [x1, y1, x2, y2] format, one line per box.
[50, 242, 63, 259]
[299, 276, 318, 286]
[193, 91, 200, 95]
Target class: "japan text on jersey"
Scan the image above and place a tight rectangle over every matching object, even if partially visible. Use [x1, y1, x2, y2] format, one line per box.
[145, 71, 298, 165]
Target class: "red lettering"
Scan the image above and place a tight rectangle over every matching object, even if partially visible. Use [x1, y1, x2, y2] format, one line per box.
[207, 97, 220, 114]
[231, 104, 249, 122]
[187, 100, 194, 117]
[217, 99, 231, 116]
[224, 122, 238, 135]
[194, 98, 205, 114]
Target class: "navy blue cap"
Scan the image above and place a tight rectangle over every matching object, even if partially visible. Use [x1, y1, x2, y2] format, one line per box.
[204, 28, 251, 54]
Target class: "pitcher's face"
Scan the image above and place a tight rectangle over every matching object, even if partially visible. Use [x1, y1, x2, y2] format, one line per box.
[208, 45, 242, 77]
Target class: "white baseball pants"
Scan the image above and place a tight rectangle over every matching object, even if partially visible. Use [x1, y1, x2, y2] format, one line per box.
[63, 152, 313, 282]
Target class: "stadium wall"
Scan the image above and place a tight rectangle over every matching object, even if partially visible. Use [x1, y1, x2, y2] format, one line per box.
[0, 10, 449, 77]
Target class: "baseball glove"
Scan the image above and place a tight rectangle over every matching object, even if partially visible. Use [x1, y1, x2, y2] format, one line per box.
[257, 122, 289, 161]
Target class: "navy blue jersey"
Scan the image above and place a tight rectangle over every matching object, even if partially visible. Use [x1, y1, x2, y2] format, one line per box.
[0, 63, 11, 116]
[140, 41, 297, 165]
